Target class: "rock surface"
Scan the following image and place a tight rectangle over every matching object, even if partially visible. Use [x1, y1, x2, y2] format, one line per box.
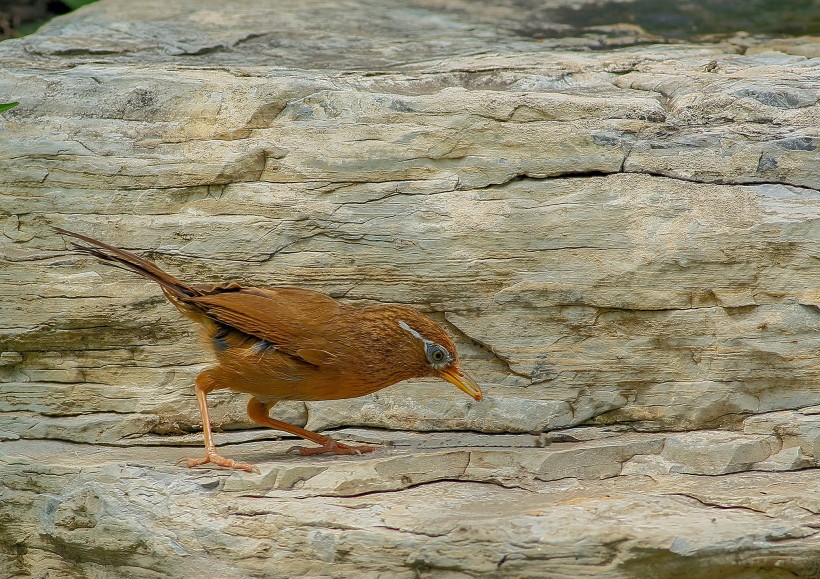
[1, 0, 820, 576]
[5, 421, 820, 578]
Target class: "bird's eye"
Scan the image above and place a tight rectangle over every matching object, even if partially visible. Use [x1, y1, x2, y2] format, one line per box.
[426, 344, 450, 368]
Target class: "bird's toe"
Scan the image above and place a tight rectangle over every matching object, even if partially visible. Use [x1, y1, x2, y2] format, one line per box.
[180, 453, 258, 473]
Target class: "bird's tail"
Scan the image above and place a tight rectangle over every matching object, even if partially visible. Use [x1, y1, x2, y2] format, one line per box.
[53, 227, 201, 305]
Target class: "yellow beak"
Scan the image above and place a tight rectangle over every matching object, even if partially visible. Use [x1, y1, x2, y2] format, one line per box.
[440, 367, 483, 401]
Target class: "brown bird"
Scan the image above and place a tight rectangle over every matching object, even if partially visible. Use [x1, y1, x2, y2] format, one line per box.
[54, 228, 482, 472]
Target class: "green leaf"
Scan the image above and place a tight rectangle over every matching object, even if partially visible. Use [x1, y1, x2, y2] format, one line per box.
[63, 0, 99, 9]
[0, 102, 19, 114]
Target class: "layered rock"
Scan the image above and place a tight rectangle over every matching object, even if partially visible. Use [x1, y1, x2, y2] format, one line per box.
[1, 0, 819, 576]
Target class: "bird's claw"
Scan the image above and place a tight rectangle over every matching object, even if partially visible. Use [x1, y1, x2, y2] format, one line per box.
[288, 439, 376, 456]
[178, 453, 259, 473]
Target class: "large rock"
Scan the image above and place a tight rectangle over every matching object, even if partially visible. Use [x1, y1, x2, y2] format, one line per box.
[4, 423, 820, 578]
[1, 0, 819, 576]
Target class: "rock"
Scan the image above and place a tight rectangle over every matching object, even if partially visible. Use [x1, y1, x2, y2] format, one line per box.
[4, 430, 820, 578]
[1, 0, 820, 576]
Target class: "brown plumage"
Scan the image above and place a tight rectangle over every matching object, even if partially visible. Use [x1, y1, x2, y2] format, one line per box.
[54, 228, 482, 471]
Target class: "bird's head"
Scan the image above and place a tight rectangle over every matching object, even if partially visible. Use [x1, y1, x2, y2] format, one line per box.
[394, 312, 483, 401]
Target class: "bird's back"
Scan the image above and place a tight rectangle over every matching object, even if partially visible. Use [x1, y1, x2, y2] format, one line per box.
[191, 286, 422, 401]
[53, 229, 440, 402]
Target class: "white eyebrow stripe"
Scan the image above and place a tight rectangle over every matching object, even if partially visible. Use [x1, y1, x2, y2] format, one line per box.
[398, 320, 429, 343]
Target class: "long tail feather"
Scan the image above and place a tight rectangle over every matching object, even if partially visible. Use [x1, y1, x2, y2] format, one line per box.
[52, 227, 199, 301]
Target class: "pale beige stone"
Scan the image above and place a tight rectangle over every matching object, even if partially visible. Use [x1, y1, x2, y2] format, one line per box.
[2, 0, 820, 575]
[4, 435, 820, 578]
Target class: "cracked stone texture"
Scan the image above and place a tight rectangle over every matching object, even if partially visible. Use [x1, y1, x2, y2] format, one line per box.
[4, 422, 820, 578]
[1, 0, 820, 577]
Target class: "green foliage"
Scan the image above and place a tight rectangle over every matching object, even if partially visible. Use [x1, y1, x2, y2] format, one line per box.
[2, 1, 99, 39]
[538, 0, 820, 39]
[63, 0, 99, 10]
[0, 102, 19, 114]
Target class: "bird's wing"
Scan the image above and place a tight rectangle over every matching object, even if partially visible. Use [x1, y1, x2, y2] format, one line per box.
[188, 286, 343, 367]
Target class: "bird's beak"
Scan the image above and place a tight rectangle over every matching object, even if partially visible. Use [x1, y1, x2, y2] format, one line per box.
[440, 367, 483, 401]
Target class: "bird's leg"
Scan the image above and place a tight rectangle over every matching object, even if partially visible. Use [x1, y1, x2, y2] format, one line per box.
[180, 371, 259, 473]
[247, 397, 376, 456]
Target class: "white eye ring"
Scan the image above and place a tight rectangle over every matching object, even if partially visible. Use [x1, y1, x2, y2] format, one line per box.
[425, 343, 451, 369]
[398, 320, 452, 369]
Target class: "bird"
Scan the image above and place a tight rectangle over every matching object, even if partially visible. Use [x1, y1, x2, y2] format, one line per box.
[53, 228, 483, 472]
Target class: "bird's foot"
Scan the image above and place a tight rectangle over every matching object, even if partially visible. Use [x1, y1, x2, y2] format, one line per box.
[288, 438, 376, 456]
[179, 452, 259, 473]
